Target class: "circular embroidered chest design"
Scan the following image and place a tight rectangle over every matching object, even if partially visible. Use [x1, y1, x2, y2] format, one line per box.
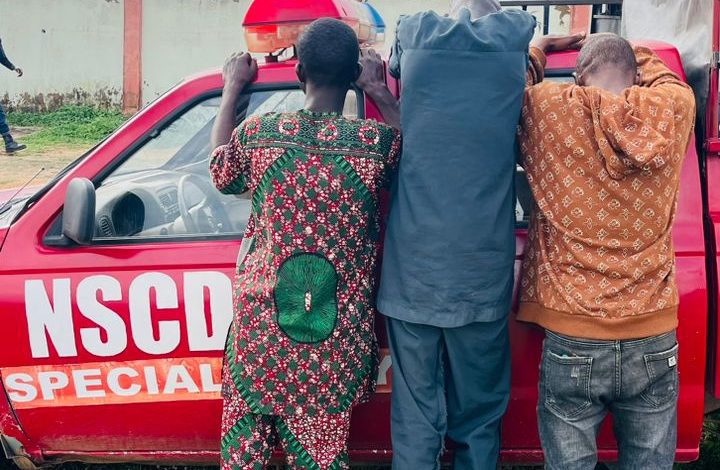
[274, 252, 338, 343]
[358, 125, 380, 145]
[317, 123, 338, 142]
[244, 116, 261, 136]
[278, 118, 300, 136]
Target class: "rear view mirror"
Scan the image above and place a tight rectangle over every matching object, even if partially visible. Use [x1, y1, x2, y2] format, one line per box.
[62, 178, 96, 245]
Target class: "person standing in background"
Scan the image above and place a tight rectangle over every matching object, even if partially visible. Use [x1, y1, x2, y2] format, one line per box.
[0, 37, 25, 154]
[376, 0, 535, 467]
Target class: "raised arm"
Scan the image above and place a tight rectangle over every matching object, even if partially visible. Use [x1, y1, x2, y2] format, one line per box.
[518, 34, 585, 166]
[388, 16, 404, 80]
[635, 46, 694, 96]
[355, 48, 401, 130]
[211, 52, 257, 151]
[209, 52, 258, 195]
[633, 45, 696, 137]
[526, 33, 586, 87]
[526, 47, 547, 87]
[599, 46, 696, 177]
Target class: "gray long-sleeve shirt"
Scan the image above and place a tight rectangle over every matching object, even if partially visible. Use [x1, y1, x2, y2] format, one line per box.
[0, 39, 16, 71]
[377, 8, 536, 327]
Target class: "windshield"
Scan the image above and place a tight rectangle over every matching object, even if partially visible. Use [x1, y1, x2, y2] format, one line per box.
[37, 87, 358, 241]
[111, 89, 308, 177]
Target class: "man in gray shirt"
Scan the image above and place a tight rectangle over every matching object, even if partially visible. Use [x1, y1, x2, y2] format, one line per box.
[376, 1, 535, 467]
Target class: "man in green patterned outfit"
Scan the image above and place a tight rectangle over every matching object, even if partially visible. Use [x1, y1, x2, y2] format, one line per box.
[210, 19, 401, 470]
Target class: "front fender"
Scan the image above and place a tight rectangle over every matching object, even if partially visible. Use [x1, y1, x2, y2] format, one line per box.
[0, 378, 41, 468]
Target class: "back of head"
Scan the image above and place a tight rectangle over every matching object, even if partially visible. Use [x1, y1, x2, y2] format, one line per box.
[449, 0, 501, 20]
[576, 33, 638, 91]
[296, 18, 360, 88]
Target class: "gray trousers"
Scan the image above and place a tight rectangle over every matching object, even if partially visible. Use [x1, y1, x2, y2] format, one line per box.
[386, 315, 511, 469]
[538, 330, 678, 470]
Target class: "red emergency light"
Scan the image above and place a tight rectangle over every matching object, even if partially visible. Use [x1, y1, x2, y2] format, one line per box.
[243, 0, 383, 54]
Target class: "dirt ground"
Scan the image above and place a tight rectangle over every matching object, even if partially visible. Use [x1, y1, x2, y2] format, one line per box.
[0, 128, 89, 190]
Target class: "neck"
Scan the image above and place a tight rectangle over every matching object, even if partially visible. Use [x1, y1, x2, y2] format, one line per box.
[592, 80, 632, 95]
[303, 84, 347, 115]
[584, 70, 634, 95]
[449, 0, 500, 20]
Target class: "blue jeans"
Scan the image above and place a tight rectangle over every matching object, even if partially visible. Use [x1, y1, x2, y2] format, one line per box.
[0, 102, 9, 135]
[386, 316, 511, 469]
[538, 330, 679, 470]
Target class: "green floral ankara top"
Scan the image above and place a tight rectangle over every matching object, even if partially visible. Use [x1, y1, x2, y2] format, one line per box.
[210, 109, 401, 417]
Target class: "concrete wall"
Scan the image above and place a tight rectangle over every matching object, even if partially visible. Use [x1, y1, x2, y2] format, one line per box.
[141, 0, 448, 101]
[0, 0, 124, 111]
[142, 0, 251, 101]
[0, 0, 575, 111]
[140, 0, 575, 101]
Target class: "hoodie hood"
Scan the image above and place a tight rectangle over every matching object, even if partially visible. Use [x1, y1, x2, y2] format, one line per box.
[587, 87, 675, 179]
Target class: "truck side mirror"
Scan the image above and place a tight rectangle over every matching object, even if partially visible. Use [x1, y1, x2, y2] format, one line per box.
[62, 178, 96, 245]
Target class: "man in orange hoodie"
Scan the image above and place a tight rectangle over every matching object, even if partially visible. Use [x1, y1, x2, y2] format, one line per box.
[518, 34, 696, 469]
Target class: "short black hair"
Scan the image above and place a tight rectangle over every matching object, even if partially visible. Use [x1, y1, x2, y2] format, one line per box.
[576, 33, 637, 79]
[296, 18, 360, 87]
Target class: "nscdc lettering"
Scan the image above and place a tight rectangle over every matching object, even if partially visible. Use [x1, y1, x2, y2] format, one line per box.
[24, 271, 233, 358]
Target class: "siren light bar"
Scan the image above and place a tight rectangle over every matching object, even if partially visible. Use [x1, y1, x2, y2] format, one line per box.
[242, 0, 385, 54]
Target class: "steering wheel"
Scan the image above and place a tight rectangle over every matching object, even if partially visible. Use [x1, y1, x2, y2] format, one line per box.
[177, 173, 233, 234]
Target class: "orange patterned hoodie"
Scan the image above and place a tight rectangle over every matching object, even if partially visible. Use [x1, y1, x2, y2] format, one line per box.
[517, 46, 696, 340]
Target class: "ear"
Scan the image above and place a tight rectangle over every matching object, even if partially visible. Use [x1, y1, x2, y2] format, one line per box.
[575, 72, 586, 87]
[295, 63, 307, 92]
[635, 71, 642, 86]
[353, 62, 362, 83]
[295, 63, 306, 84]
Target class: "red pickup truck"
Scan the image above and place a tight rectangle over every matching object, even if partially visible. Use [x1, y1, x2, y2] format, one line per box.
[0, 0, 719, 467]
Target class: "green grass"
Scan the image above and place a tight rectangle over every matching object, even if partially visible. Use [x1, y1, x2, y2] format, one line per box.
[7, 105, 127, 150]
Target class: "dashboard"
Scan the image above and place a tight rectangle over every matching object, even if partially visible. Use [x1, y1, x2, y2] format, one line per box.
[94, 168, 249, 238]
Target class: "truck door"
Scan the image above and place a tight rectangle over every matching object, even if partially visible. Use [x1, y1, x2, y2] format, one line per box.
[0, 80, 361, 455]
